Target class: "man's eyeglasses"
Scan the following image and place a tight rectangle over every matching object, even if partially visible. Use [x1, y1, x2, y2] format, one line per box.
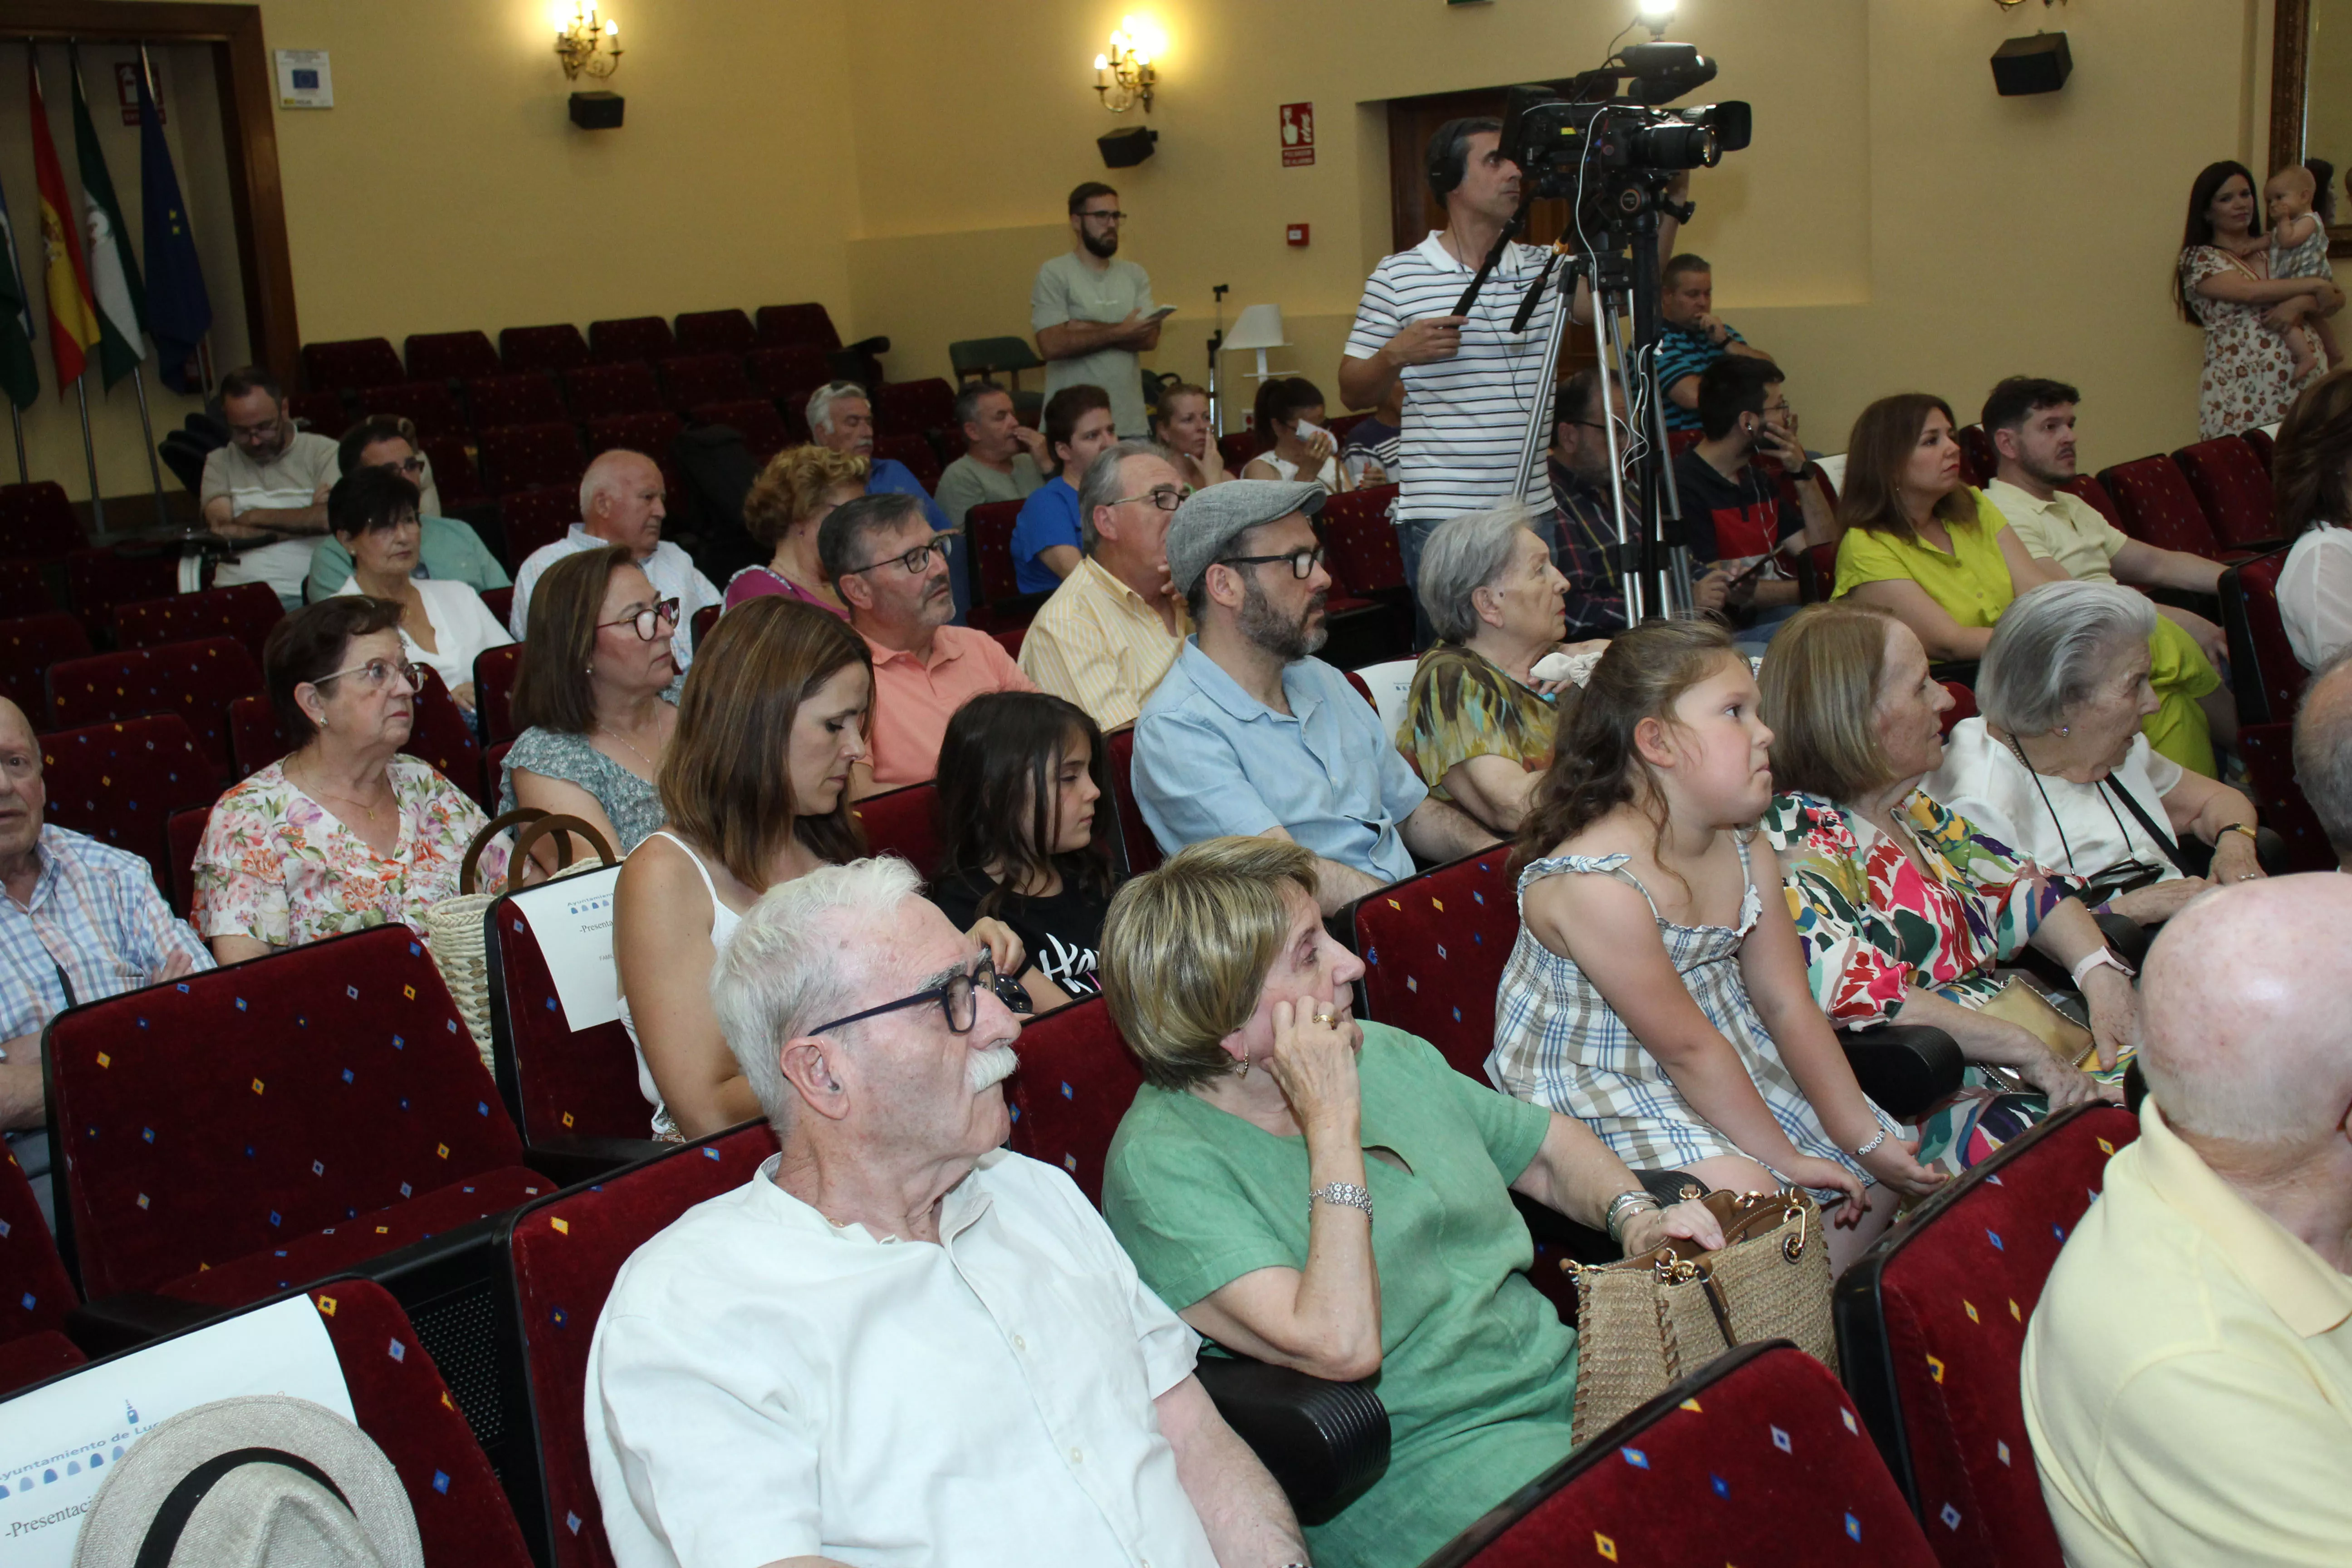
[597, 598, 680, 642]
[844, 539, 955, 578]
[1111, 485, 1193, 512]
[1080, 210, 1127, 223]
[376, 456, 427, 478]
[1218, 544, 1326, 581]
[317, 657, 424, 695]
[809, 952, 1032, 1037]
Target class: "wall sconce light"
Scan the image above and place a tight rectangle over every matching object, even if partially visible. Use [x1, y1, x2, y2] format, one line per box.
[554, 1, 622, 81]
[1992, 0, 2064, 10]
[1093, 15, 1161, 114]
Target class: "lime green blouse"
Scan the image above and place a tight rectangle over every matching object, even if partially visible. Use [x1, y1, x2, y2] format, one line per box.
[1833, 487, 2014, 625]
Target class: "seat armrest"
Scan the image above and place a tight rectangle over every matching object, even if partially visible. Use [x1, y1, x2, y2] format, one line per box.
[842, 334, 890, 357]
[523, 1134, 674, 1186]
[1838, 1024, 1964, 1121]
[1191, 1355, 1390, 1526]
[67, 1291, 222, 1357]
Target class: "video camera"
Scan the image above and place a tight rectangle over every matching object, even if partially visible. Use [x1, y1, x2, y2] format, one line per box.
[1500, 44, 1750, 209]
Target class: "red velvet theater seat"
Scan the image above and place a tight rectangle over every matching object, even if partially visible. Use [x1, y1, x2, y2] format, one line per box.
[587, 314, 673, 365]
[166, 803, 208, 917]
[0, 557, 57, 620]
[2171, 435, 2278, 550]
[476, 642, 524, 745]
[966, 498, 1026, 617]
[0, 479, 87, 559]
[1002, 996, 1142, 1207]
[755, 302, 843, 351]
[851, 780, 942, 879]
[2240, 720, 2337, 872]
[111, 581, 284, 664]
[500, 1126, 778, 1568]
[660, 352, 755, 413]
[406, 328, 503, 385]
[1102, 725, 1159, 875]
[1835, 1102, 2140, 1568]
[2054, 473, 2124, 531]
[1348, 851, 1514, 1081]
[672, 308, 755, 357]
[0, 1142, 77, 1356]
[692, 398, 793, 460]
[2097, 456, 2229, 560]
[873, 431, 942, 492]
[1321, 485, 1406, 593]
[46, 635, 262, 775]
[1955, 424, 1996, 488]
[501, 322, 591, 377]
[874, 377, 955, 437]
[64, 545, 182, 635]
[485, 867, 656, 1151]
[743, 343, 833, 407]
[356, 379, 469, 444]
[0, 1329, 83, 1393]
[302, 336, 406, 394]
[565, 362, 666, 421]
[406, 665, 490, 810]
[228, 690, 297, 776]
[500, 487, 586, 570]
[1425, 1342, 1936, 1568]
[465, 370, 570, 432]
[46, 926, 550, 1307]
[2220, 549, 2306, 726]
[0, 609, 90, 714]
[481, 421, 589, 499]
[36, 715, 215, 888]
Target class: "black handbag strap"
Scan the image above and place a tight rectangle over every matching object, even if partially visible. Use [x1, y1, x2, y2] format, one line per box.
[2100, 773, 2194, 876]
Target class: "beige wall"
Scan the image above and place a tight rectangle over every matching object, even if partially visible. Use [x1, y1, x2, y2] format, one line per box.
[0, 0, 2289, 509]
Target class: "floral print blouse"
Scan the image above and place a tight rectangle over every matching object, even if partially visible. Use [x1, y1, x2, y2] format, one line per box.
[1399, 643, 1560, 802]
[193, 756, 507, 949]
[1757, 789, 2062, 1025]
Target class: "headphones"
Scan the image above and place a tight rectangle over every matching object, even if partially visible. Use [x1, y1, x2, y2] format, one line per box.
[1426, 118, 1490, 200]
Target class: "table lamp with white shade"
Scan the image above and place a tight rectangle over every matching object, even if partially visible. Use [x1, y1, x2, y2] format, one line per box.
[1222, 304, 1290, 384]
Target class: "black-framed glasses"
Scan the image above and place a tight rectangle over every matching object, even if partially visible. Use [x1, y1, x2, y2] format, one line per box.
[317, 657, 424, 695]
[809, 952, 1031, 1037]
[844, 538, 955, 578]
[1111, 484, 1193, 512]
[1218, 544, 1325, 581]
[1080, 209, 1128, 222]
[377, 455, 427, 478]
[597, 597, 680, 642]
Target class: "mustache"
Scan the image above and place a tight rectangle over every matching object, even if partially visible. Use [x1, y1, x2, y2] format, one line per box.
[967, 1044, 1019, 1093]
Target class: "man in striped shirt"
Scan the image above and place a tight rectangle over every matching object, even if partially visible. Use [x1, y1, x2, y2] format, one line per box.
[1020, 440, 1191, 730]
[1656, 253, 1777, 431]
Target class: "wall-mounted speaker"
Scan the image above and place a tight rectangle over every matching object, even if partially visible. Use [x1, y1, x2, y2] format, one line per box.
[1991, 32, 2071, 96]
[1098, 126, 1158, 168]
[569, 91, 625, 129]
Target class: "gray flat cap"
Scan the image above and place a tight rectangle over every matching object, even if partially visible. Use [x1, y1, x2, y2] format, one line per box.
[1164, 479, 1328, 595]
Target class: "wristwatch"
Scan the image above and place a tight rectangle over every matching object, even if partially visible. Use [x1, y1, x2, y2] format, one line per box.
[2069, 947, 2135, 987]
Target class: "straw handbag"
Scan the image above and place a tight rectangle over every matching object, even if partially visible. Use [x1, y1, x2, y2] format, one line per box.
[1567, 1187, 1836, 1443]
[428, 809, 616, 1069]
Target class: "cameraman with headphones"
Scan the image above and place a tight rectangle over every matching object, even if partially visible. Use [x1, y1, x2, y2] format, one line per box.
[1340, 118, 1681, 645]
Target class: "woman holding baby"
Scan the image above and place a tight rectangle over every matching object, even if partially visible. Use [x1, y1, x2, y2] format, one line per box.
[2178, 160, 2342, 438]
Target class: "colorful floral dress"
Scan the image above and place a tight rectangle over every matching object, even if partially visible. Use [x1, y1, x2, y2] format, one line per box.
[2180, 245, 2321, 439]
[193, 756, 506, 949]
[1399, 643, 1559, 801]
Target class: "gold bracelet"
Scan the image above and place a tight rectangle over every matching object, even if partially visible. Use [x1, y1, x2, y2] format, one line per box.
[2217, 822, 2257, 844]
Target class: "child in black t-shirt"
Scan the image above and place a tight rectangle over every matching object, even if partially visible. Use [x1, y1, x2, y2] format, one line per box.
[930, 692, 1120, 1012]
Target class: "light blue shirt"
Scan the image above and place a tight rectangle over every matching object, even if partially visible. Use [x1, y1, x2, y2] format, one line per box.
[1133, 639, 1429, 882]
[1011, 478, 1084, 596]
[867, 458, 951, 534]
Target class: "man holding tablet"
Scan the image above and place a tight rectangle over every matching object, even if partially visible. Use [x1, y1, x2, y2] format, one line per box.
[1034, 182, 1168, 438]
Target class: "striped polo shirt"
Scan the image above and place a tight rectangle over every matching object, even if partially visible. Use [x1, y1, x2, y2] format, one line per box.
[1343, 233, 1565, 527]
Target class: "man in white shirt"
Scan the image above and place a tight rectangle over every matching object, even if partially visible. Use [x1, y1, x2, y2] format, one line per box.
[586, 858, 1307, 1568]
[507, 449, 719, 668]
[203, 366, 341, 608]
[1034, 182, 1161, 438]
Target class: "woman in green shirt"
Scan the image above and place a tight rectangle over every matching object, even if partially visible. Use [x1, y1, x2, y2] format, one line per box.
[1833, 392, 2224, 776]
[1098, 836, 1721, 1568]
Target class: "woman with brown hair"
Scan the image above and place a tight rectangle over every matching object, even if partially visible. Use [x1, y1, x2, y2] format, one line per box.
[1833, 392, 2224, 776]
[725, 444, 867, 615]
[500, 544, 680, 870]
[2274, 366, 2352, 669]
[1149, 382, 1232, 491]
[2176, 159, 2337, 438]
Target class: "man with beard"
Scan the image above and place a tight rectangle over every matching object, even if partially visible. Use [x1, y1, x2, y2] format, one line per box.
[587, 857, 1307, 1568]
[1133, 481, 1497, 911]
[822, 492, 1035, 794]
[1034, 182, 1161, 438]
[1672, 357, 1836, 652]
[204, 365, 343, 607]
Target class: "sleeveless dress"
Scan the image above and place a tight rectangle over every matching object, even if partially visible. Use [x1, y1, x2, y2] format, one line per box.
[618, 830, 743, 1142]
[1489, 839, 1891, 1196]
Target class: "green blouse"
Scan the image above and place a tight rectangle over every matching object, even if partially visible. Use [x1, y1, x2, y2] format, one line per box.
[1832, 486, 2014, 624]
[1398, 643, 1559, 804]
[1103, 1023, 1571, 1568]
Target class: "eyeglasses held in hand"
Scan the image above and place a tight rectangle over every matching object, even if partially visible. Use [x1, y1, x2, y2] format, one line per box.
[809, 951, 1032, 1038]
[1111, 485, 1194, 512]
[844, 539, 955, 578]
[597, 598, 681, 641]
[1218, 544, 1326, 581]
[318, 657, 426, 695]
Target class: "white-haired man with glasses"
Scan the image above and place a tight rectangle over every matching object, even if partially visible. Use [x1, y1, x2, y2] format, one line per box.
[1020, 439, 1195, 729]
[819, 493, 1035, 794]
[586, 856, 1311, 1568]
[1134, 481, 1498, 912]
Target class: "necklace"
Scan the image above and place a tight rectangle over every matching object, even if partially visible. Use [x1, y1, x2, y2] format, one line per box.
[597, 724, 660, 772]
[293, 757, 391, 823]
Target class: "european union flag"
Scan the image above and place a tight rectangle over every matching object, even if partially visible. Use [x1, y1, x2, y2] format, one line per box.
[133, 53, 208, 394]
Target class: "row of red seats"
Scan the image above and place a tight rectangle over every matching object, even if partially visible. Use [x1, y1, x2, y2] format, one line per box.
[304, 305, 859, 394]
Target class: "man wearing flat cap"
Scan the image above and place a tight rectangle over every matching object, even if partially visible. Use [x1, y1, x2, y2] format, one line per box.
[1133, 480, 1497, 913]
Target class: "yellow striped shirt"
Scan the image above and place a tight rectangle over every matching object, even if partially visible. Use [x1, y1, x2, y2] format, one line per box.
[1018, 556, 1190, 730]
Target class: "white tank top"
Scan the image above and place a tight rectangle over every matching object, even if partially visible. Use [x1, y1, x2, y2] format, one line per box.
[618, 830, 745, 1138]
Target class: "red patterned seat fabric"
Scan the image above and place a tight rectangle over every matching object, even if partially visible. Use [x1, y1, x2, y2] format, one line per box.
[302, 337, 405, 393]
[227, 691, 296, 776]
[692, 399, 792, 460]
[405, 329, 502, 384]
[1435, 1343, 1935, 1568]
[2171, 436, 2277, 549]
[0, 559, 54, 620]
[755, 302, 843, 350]
[492, 881, 652, 1144]
[475, 643, 524, 745]
[851, 781, 942, 880]
[0, 1329, 83, 1395]
[166, 803, 208, 916]
[2240, 721, 2336, 870]
[1352, 852, 1514, 1080]
[501, 323, 591, 376]
[46, 635, 261, 773]
[566, 363, 666, 421]
[744, 344, 833, 407]
[465, 371, 569, 431]
[64, 546, 181, 633]
[500, 488, 587, 569]
[421, 439, 487, 510]
[586, 412, 684, 465]
[876, 377, 956, 435]
[2097, 457, 2224, 559]
[481, 422, 589, 498]
[874, 433, 941, 492]
[1955, 425, 1996, 488]
[1102, 726, 1159, 874]
[2228, 549, 2305, 723]
[505, 1127, 778, 1566]
[112, 582, 284, 664]
[405, 667, 489, 810]
[1002, 997, 1141, 1207]
[1322, 485, 1406, 593]
[36, 715, 215, 888]
[305, 1279, 536, 1567]
[2053, 474, 2123, 532]
[1851, 1103, 2139, 1568]
[659, 353, 755, 412]
[48, 925, 532, 1300]
[0, 481, 87, 559]
[0, 610, 90, 713]
[356, 379, 468, 443]
[672, 309, 755, 357]
[588, 315, 674, 364]
[967, 499, 1026, 611]
[0, 1142, 75, 1346]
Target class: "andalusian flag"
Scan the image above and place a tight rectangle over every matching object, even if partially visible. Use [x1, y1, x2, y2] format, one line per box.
[0, 175, 41, 410]
[69, 46, 147, 388]
[27, 50, 100, 392]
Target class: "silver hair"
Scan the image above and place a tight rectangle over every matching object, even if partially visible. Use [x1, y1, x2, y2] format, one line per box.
[1077, 439, 1176, 553]
[2295, 648, 2352, 856]
[578, 447, 649, 521]
[805, 380, 868, 438]
[707, 856, 924, 1132]
[1418, 506, 1543, 645]
[1976, 579, 2156, 736]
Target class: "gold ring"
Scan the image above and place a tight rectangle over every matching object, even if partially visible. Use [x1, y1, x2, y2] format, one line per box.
[1313, 1009, 1337, 1027]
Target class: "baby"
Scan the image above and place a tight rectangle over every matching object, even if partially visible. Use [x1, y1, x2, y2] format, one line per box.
[2232, 165, 2339, 382]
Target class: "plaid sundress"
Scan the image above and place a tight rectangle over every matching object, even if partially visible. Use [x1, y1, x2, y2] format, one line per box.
[1489, 840, 1892, 1195]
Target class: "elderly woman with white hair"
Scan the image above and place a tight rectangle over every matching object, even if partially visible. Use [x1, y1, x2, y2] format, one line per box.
[1397, 507, 1604, 835]
[1928, 580, 2266, 928]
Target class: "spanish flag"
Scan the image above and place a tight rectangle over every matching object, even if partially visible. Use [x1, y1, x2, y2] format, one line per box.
[28, 49, 100, 393]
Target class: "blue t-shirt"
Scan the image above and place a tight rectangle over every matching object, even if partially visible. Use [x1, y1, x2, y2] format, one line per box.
[867, 458, 951, 534]
[1010, 478, 1084, 595]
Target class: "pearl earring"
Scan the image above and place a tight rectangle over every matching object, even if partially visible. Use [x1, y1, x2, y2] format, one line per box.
[2058, 725, 2070, 735]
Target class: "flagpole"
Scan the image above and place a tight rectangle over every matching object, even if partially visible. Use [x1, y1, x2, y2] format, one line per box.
[71, 367, 103, 532]
[128, 363, 165, 523]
